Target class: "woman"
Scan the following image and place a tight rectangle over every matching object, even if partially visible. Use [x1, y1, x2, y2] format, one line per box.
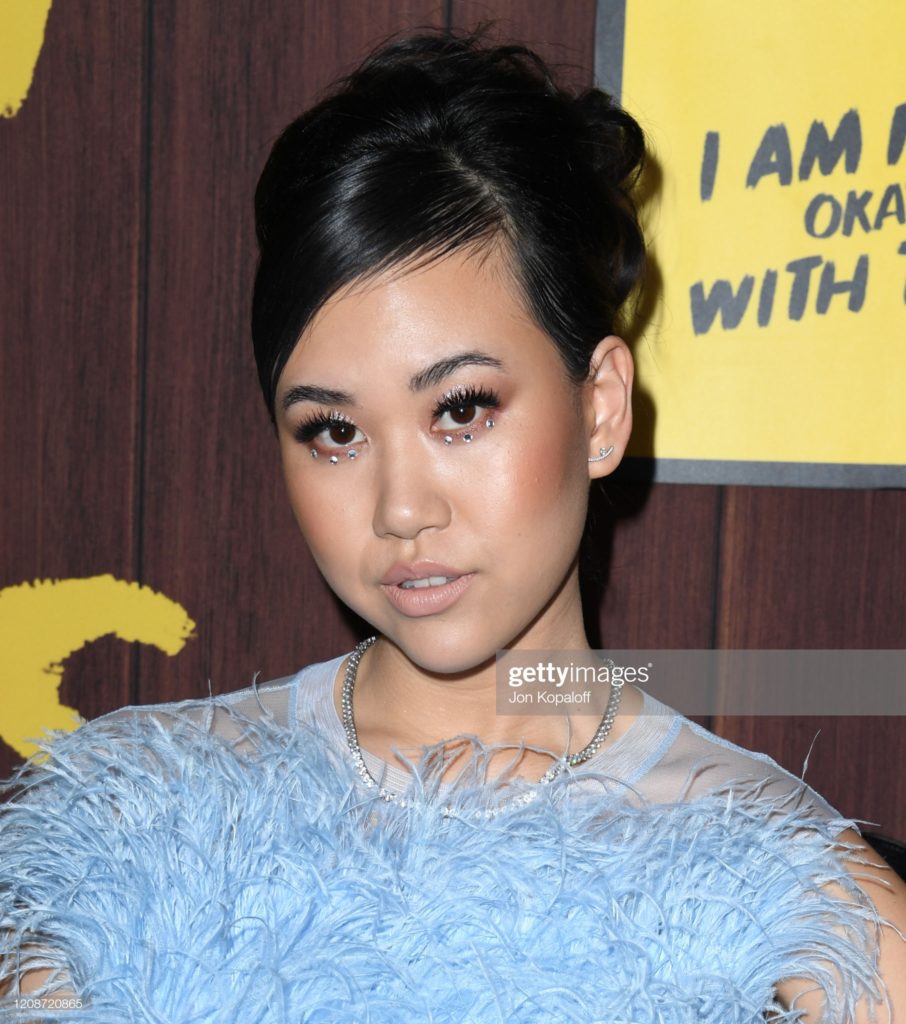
[3, 27, 905, 1022]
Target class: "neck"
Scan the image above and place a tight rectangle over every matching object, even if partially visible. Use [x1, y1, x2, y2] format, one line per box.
[343, 565, 603, 762]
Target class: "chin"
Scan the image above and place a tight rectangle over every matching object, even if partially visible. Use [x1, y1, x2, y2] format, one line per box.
[384, 623, 501, 677]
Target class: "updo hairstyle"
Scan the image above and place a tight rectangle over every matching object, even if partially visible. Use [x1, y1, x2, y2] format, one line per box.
[252, 26, 646, 423]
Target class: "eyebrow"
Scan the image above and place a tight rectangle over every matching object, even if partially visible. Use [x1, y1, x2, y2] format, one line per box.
[408, 351, 505, 392]
[280, 350, 506, 414]
[280, 384, 353, 413]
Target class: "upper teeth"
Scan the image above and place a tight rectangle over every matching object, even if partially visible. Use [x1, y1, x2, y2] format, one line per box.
[400, 576, 456, 589]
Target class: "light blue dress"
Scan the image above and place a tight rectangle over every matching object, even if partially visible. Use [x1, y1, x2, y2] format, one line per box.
[0, 653, 887, 1022]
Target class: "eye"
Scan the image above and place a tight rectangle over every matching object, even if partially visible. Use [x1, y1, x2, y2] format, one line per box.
[325, 419, 357, 445]
[293, 411, 365, 451]
[433, 385, 500, 434]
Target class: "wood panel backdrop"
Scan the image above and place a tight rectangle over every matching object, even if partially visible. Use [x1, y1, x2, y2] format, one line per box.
[1, 1, 904, 838]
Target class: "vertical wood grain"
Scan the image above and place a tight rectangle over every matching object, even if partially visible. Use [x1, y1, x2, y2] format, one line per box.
[590, 481, 722, 652]
[458, 0, 905, 841]
[0, 2, 144, 778]
[453, 0, 724, 661]
[715, 487, 906, 837]
[135, 1, 445, 704]
[3, 0, 901, 853]
[453, 0, 597, 88]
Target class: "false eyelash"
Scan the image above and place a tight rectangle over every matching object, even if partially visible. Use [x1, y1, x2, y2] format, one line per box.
[293, 410, 355, 444]
[433, 385, 501, 419]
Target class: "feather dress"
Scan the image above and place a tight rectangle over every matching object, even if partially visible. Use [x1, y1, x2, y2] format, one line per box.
[0, 662, 888, 1023]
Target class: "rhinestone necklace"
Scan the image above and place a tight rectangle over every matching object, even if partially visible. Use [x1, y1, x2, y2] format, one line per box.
[340, 636, 625, 817]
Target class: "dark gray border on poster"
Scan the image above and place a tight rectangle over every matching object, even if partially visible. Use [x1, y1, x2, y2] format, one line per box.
[614, 458, 906, 489]
[594, 0, 626, 100]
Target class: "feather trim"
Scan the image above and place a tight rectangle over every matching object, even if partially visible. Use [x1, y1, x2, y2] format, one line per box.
[0, 702, 888, 1023]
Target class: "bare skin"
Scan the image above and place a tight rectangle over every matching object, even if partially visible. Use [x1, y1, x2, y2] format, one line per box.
[6, 247, 904, 1017]
[276, 245, 906, 1020]
[277, 245, 635, 782]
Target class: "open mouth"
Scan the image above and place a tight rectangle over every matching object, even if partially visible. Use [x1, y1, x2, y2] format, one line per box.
[381, 572, 475, 617]
[398, 576, 460, 590]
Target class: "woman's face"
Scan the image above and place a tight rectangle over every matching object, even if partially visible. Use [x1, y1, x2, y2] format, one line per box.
[275, 246, 604, 674]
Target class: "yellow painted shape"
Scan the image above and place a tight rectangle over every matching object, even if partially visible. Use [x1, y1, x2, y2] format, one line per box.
[0, 575, 195, 758]
[1, 0, 53, 117]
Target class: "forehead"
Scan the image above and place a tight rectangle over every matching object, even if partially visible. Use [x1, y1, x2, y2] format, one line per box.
[282, 247, 556, 381]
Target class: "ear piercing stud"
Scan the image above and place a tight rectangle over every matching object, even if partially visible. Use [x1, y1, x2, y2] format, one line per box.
[588, 445, 615, 463]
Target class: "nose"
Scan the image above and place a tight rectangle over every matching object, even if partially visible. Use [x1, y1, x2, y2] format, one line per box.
[371, 439, 452, 540]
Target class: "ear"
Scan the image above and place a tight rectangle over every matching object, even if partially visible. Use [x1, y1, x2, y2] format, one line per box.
[584, 336, 633, 479]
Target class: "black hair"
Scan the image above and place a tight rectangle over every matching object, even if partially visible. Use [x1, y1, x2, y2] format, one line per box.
[252, 25, 646, 423]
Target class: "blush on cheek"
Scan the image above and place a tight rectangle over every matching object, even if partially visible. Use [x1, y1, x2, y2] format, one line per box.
[512, 427, 585, 501]
[492, 444, 587, 560]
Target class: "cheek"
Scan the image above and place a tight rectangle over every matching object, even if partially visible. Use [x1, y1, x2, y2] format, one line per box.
[482, 412, 588, 543]
[281, 452, 347, 556]
[281, 448, 380, 594]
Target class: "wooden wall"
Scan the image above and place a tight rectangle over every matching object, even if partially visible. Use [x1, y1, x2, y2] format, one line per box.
[2, 1, 903, 836]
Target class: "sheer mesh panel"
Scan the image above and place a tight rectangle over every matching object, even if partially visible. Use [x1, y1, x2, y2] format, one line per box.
[89, 655, 845, 828]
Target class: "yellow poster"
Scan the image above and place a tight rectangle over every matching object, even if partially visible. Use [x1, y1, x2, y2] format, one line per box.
[0, 0, 53, 118]
[599, 1, 906, 485]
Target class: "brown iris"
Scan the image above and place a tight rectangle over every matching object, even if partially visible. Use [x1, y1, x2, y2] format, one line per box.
[328, 421, 356, 444]
[449, 403, 477, 425]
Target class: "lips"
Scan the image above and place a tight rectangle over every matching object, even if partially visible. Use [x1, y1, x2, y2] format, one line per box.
[380, 561, 468, 586]
[379, 561, 475, 617]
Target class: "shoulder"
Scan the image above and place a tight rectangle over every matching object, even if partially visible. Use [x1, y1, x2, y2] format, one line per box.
[775, 824, 906, 1021]
[632, 690, 846, 829]
[0, 655, 348, 797]
[3, 655, 353, 817]
[88, 653, 345, 740]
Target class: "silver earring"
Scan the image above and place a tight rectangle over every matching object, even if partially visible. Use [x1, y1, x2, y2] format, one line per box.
[588, 445, 614, 463]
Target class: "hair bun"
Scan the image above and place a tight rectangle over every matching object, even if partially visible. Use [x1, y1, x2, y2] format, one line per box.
[574, 88, 645, 187]
[252, 28, 647, 420]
